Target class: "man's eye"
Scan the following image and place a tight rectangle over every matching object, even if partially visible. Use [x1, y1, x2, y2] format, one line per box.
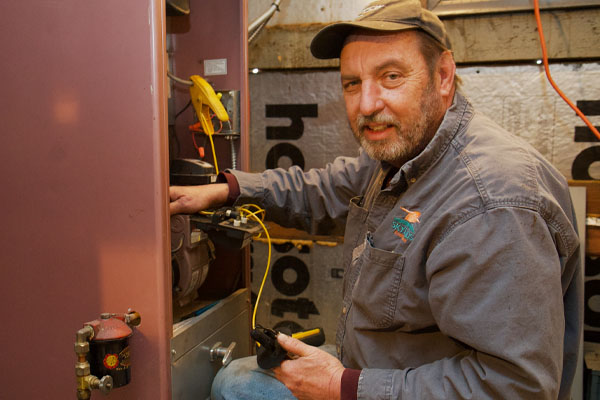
[385, 73, 401, 81]
[343, 81, 359, 91]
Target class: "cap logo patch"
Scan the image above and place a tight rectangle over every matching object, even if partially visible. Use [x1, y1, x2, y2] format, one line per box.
[358, 5, 385, 18]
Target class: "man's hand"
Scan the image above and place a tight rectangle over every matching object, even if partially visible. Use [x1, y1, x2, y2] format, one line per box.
[273, 333, 345, 400]
[169, 184, 229, 215]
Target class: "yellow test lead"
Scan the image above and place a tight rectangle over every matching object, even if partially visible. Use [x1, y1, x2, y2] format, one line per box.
[240, 206, 271, 330]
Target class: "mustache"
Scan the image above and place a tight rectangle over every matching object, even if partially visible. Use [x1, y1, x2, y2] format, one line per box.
[356, 113, 400, 132]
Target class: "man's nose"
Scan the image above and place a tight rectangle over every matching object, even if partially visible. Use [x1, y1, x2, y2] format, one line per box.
[359, 81, 384, 116]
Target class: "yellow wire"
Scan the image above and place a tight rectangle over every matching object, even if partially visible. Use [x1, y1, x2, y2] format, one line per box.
[239, 206, 267, 239]
[207, 133, 219, 175]
[241, 204, 265, 214]
[239, 207, 266, 222]
[198, 204, 270, 328]
[242, 208, 271, 330]
[240, 205, 266, 221]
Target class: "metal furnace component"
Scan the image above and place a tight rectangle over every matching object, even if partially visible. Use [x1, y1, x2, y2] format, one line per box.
[74, 311, 141, 399]
[210, 341, 237, 366]
[171, 214, 215, 307]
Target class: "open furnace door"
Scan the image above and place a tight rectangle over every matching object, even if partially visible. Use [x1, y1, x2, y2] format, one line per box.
[1, 1, 172, 399]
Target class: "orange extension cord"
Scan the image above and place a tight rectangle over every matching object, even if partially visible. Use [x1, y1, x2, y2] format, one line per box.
[533, 0, 600, 141]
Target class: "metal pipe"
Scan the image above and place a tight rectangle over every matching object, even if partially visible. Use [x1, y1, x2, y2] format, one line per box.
[249, 20, 268, 43]
[74, 325, 113, 399]
[167, 70, 193, 86]
[248, 0, 281, 37]
[75, 326, 94, 400]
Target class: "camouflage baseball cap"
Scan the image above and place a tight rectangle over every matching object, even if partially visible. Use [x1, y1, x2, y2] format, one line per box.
[310, 0, 451, 59]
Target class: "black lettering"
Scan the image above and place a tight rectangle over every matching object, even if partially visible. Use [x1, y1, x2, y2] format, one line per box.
[584, 331, 600, 343]
[271, 256, 310, 296]
[571, 146, 600, 180]
[584, 280, 600, 328]
[271, 298, 320, 319]
[574, 100, 600, 142]
[574, 127, 600, 142]
[266, 104, 318, 140]
[587, 256, 600, 278]
[577, 100, 600, 115]
[265, 143, 305, 170]
[272, 243, 311, 254]
[298, 245, 311, 254]
[273, 242, 295, 253]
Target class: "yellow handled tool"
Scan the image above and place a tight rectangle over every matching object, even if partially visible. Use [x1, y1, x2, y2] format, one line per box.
[189, 75, 229, 136]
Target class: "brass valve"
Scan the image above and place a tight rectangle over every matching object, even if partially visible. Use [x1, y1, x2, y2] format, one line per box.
[75, 325, 113, 399]
[74, 311, 140, 399]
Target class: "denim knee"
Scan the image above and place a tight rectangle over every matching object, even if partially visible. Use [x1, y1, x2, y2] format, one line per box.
[211, 355, 295, 400]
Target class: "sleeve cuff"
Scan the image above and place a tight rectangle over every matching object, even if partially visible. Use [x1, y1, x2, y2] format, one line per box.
[216, 172, 240, 206]
[341, 368, 361, 400]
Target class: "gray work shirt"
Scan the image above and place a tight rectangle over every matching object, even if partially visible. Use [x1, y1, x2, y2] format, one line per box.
[230, 91, 582, 399]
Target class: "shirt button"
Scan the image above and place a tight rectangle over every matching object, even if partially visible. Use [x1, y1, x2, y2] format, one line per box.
[410, 178, 416, 183]
[336, 346, 341, 354]
[342, 306, 347, 314]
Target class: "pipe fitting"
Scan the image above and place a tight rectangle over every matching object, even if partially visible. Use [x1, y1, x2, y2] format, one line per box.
[75, 324, 106, 399]
[86, 375, 113, 395]
[74, 341, 89, 355]
[125, 310, 141, 327]
[75, 361, 90, 377]
[76, 325, 94, 344]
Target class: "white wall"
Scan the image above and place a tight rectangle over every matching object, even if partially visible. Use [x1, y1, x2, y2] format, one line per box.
[249, 0, 370, 25]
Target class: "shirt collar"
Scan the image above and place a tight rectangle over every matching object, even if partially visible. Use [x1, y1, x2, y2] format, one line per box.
[383, 90, 471, 188]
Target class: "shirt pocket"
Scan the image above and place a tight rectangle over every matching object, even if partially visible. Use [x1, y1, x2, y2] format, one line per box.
[350, 232, 405, 330]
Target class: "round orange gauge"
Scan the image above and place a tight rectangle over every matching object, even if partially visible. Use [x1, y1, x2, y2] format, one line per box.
[103, 353, 119, 369]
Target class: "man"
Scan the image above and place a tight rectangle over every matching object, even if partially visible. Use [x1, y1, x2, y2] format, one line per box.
[170, 0, 582, 399]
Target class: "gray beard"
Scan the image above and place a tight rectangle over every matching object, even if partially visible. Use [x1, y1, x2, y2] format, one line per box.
[353, 82, 442, 166]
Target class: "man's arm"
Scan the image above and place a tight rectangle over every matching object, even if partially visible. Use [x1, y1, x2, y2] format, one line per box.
[169, 183, 229, 215]
[169, 170, 242, 215]
[228, 150, 377, 235]
[169, 150, 375, 230]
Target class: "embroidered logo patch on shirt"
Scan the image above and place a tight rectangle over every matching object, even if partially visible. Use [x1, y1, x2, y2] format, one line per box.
[392, 207, 421, 243]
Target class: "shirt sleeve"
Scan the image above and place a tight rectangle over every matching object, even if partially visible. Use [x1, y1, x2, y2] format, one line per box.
[341, 369, 361, 400]
[216, 172, 240, 206]
[357, 206, 571, 399]
[226, 149, 377, 235]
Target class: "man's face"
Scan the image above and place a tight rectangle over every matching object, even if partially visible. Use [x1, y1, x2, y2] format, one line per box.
[340, 30, 445, 167]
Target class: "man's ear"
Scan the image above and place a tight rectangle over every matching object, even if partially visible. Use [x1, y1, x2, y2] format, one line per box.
[437, 50, 456, 98]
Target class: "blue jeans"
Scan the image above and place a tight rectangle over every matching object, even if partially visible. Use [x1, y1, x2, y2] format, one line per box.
[211, 344, 337, 400]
